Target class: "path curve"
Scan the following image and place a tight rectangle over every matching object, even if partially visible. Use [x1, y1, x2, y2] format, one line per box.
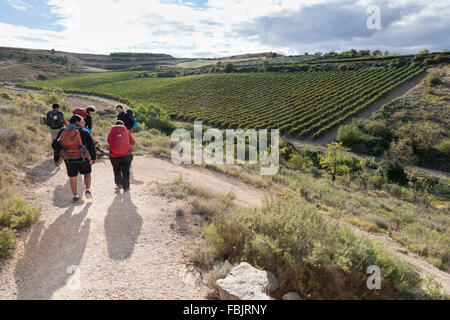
[0, 156, 263, 300]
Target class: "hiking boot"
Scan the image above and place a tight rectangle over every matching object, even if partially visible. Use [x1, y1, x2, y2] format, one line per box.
[123, 187, 130, 193]
[73, 195, 80, 202]
[84, 190, 93, 199]
[115, 185, 122, 193]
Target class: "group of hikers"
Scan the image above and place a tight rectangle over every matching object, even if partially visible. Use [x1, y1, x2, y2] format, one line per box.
[45, 104, 137, 202]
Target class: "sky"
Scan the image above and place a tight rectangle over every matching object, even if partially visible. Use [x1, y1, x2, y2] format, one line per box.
[0, 0, 449, 57]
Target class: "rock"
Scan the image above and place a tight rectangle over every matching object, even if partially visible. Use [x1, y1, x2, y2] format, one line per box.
[216, 262, 279, 300]
[282, 292, 303, 300]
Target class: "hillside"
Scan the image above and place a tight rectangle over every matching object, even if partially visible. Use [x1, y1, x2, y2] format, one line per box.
[335, 67, 450, 172]
[0, 47, 179, 82]
[24, 65, 426, 138]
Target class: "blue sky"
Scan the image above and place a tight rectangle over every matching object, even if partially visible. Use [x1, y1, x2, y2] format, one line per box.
[0, 1, 62, 31]
[0, 0, 449, 57]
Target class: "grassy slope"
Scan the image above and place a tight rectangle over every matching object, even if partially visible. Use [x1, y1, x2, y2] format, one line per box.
[336, 66, 450, 172]
[0, 91, 56, 257]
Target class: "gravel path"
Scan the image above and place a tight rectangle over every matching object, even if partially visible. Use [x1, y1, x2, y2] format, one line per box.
[0, 156, 262, 300]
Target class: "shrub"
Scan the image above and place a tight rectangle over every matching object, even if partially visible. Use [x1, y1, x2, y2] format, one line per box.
[309, 166, 323, 178]
[337, 122, 363, 147]
[0, 227, 16, 259]
[134, 103, 176, 135]
[204, 260, 233, 299]
[386, 184, 403, 198]
[380, 161, 408, 186]
[0, 197, 41, 229]
[184, 238, 217, 270]
[370, 174, 385, 189]
[0, 92, 13, 100]
[37, 74, 48, 80]
[203, 197, 422, 299]
[426, 72, 443, 87]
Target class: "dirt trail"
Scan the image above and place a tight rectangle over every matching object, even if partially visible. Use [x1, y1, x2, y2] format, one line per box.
[0, 156, 262, 300]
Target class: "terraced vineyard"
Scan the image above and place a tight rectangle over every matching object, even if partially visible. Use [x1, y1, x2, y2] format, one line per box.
[25, 66, 425, 137]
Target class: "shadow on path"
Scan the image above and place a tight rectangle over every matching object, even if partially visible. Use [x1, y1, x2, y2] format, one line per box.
[104, 192, 142, 260]
[52, 176, 87, 208]
[14, 203, 91, 300]
[25, 159, 59, 184]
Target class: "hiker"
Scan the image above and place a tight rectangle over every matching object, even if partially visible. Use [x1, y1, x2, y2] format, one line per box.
[107, 120, 135, 192]
[116, 105, 135, 131]
[53, 114, 97, 202]
[73, 106, 107, 157]
[85, 105, 96, 135]
[46, 103, 67, 141]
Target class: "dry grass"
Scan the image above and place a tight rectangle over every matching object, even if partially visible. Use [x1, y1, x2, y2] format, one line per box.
[0, 91, 56, 258]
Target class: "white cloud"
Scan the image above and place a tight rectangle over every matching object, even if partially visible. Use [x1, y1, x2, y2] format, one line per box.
[0, 0, 448, 56]
[7, 0, 28, 10]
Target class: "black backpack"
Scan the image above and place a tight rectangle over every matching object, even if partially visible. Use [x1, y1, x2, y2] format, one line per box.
[126, 109, 135, 121]
[47, 110, 64, 129]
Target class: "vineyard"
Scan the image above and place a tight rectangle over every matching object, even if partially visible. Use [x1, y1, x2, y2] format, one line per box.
[25, 66, 425, 137]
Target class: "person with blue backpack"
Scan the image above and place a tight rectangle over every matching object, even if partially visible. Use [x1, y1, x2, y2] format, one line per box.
[116, 105, 137, 131]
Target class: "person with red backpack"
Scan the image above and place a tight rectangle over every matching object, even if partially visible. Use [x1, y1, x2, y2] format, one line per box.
[107, 120, 136, 193]
[73, 107, 87, 122]
[53, 115, 97, 202]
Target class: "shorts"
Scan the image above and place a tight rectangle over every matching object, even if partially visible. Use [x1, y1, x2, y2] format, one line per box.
[64, 159, 92, 177]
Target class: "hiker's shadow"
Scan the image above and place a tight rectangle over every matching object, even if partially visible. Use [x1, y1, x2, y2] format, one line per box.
[129, 164, 144, 185]
[52, 177, 86, 208]
[104, 192, 142, 260]
[14, 203, 91, 300]
[26, 159, 59, 183]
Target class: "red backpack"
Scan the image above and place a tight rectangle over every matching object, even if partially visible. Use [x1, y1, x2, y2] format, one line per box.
[73, 108, 87, 120]
[59, 127, 89, 160]
[109, 125, 131, 155]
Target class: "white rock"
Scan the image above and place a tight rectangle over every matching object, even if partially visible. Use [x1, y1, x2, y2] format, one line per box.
[216, 262, 279, 300]
[282, 292, 303, 300]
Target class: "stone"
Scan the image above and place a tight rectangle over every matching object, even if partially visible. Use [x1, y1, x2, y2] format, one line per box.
[216, 262, 279, 300]
[282, 292, 303, 300]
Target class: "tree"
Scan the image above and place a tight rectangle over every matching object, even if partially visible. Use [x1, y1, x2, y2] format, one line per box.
[387, 138, 416, 164]
[408, 175, 438, 207]
[419, 49, 430, 55]
[372, 50, 382, 56]
[224, 63, 234, 73]
[320, 142, 350, 181]
[336, 121, 363, 147]
[359, 49, 371, 56]
[262, 60, 270, 72]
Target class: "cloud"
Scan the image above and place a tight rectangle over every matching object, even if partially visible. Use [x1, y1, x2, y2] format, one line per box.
[0, 0, 448, 56]
[7, 0, 29, 11]
[234, 0, 449, 54]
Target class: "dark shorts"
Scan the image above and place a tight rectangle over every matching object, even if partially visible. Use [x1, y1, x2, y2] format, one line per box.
[64, 159, 92, 177]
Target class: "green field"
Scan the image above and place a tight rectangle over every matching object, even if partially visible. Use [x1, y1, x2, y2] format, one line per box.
[25, 66, 425, 137]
